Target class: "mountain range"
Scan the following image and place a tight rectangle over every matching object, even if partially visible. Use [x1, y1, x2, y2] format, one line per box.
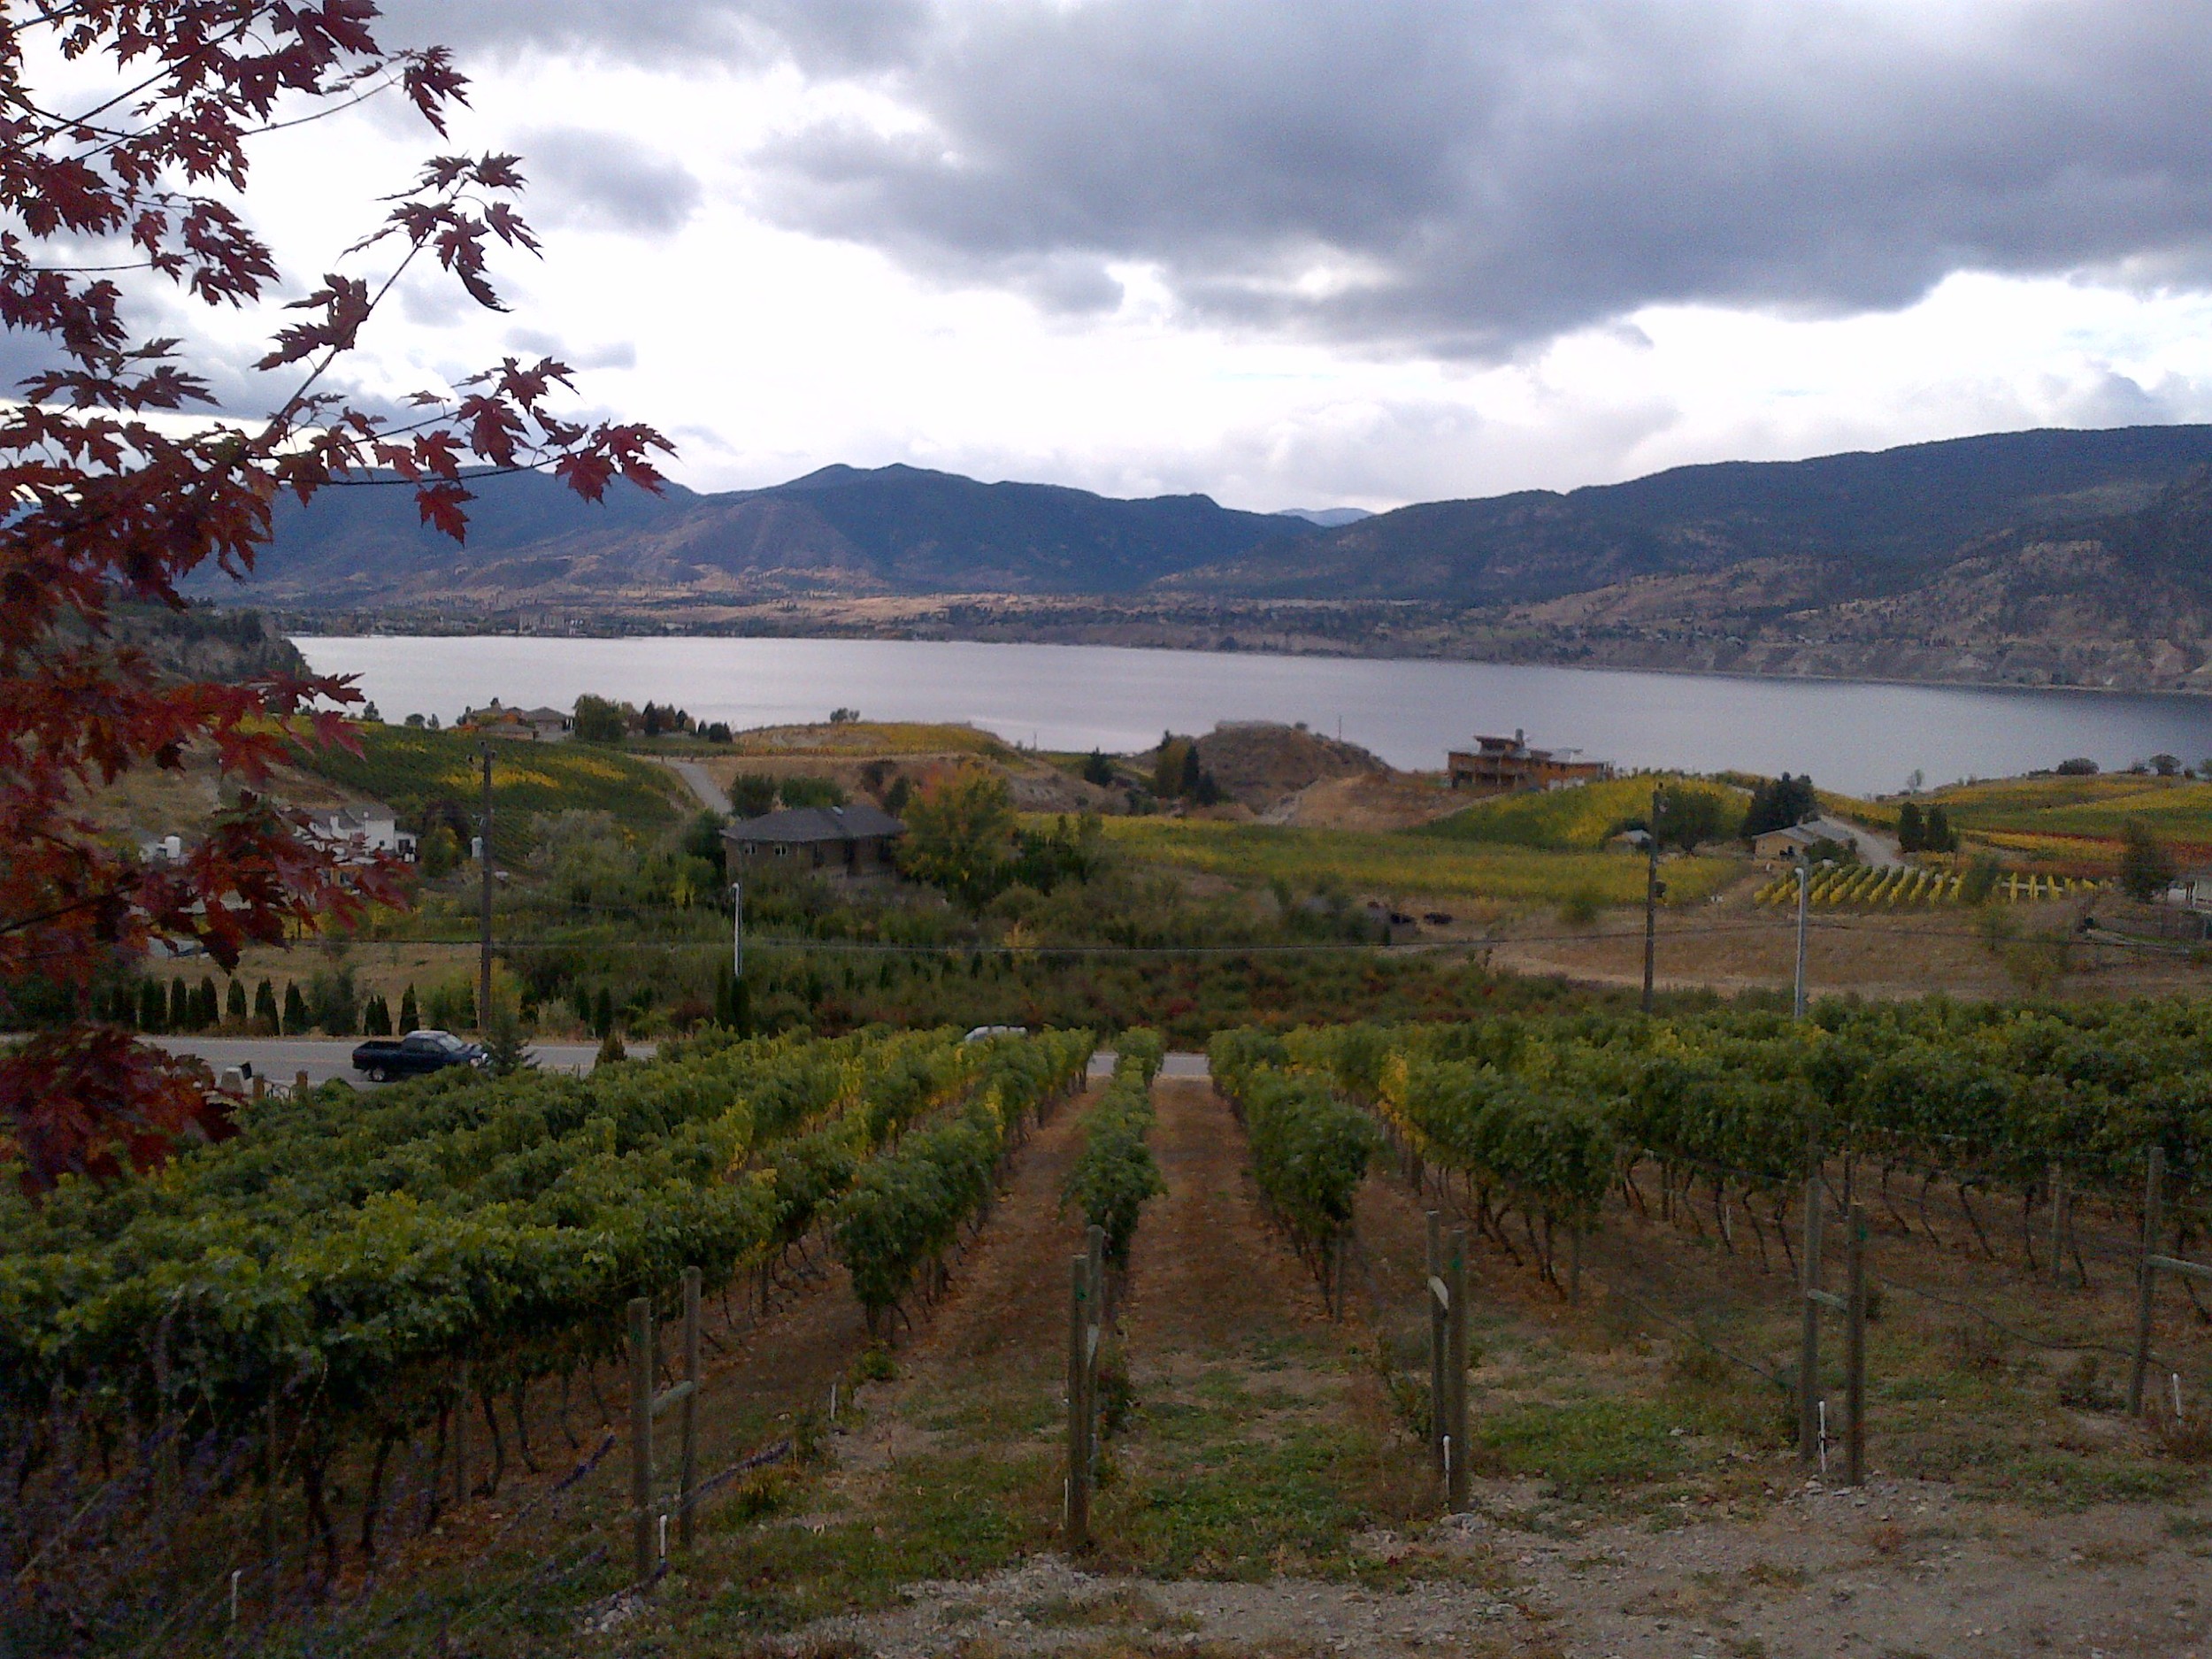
[213, 423, 2212, 692]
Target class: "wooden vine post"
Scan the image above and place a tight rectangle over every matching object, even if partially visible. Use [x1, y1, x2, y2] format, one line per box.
[629, 1268, 704, 1586]
[1844, 1201, 1867, 1489]
[1427, 1224, 1470, 1511]
[1797, 1152, 1824, 1467]
[2130, 1147, 2212, 1415]
[1425, 1211, 1446, 1473]
[1065, 1251, 1095, 1548]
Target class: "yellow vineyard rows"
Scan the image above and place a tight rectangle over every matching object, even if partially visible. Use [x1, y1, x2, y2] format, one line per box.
[1753, 865, 2097, 909]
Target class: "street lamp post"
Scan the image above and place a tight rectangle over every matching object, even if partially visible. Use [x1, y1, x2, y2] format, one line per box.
[1641, 787, 1666, 1015]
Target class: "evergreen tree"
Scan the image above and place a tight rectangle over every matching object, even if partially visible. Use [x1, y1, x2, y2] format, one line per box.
[252, 979, 279, 1032]
[2120, 819, 2177, 902]
[1179, 743, 1202, 796]
[1742, 772, 1818, 838]
[363, 995, 393, 1036]
[593, 986, 614, 1039]
[169, 978, 192, 1031]
[196, 975, 219, 1029]
[1897, 800, 1924, 852]
[281, 981, 307, 1035]
[138, 979, 165, 1032]
[227, 979, 248, 1026]
[1082, 749, 1115, 786]
[398, 984, 419, 1033]
[1924, 805, 1956, 854]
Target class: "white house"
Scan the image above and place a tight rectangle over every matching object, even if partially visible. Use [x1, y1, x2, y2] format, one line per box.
[309, 805, 418, 863]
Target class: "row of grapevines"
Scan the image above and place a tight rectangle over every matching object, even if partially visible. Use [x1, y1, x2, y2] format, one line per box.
[1064, 1030, 1167, 1266]
[1258, 997, 2212, 1228]
[831, 1029, 1094, 1331]
[0, 1026, 984, 1447]
[1209, 1027, 1377, 1259]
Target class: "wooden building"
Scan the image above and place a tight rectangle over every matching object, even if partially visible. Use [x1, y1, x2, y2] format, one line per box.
[1446, 730, 1609, 793]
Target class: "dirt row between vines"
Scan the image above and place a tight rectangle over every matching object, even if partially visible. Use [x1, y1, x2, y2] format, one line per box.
[512, 1068, 2212, 1659]
[742, 1073, 2212, 1659]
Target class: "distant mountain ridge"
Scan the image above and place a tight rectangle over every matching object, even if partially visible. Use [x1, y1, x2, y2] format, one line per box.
[1170, 424, 2212, 603]
[212, 425, 2212, 692]
[221, 461, 1318, 604]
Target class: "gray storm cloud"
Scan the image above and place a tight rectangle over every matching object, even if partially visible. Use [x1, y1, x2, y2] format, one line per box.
[382, 1, 2212, 357]
[514, 128, 704, 237]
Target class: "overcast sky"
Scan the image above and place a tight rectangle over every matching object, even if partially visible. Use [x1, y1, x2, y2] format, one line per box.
[181, 3, 2212, 510]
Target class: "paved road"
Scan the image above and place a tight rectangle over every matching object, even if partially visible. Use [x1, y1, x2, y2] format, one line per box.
[148, 1035, 648, 1087]
[1089, 1049, 1212, 1078]
[661, 757, 728, 815]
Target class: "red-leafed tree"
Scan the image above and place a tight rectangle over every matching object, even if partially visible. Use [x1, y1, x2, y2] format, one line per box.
[0, 3, 671, 1192]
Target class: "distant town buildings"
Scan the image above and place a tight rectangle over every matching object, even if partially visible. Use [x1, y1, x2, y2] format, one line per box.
[1447, 730, 1610, 793]
[724, 803, 905, 886]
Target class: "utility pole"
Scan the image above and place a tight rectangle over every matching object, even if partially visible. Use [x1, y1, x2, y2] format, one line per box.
[1793, 853, 1810, 1019]
[478, 741, 494, 1033]
[1640, 786, 1663, 1014]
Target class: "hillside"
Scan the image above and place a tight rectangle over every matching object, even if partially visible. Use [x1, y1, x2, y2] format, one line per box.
[212, 462, 1316, 604]
[1171, 423, 2212, 603]
[204, 424, 2212, 692]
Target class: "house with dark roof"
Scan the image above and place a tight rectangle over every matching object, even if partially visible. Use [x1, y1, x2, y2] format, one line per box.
[723, 803, 906, 885]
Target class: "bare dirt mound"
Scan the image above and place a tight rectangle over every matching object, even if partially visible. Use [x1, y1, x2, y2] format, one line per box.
[1194, 721, 1387, 811]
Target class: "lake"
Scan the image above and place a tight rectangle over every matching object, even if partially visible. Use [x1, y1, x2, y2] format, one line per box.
[294, 635, 2212, 798]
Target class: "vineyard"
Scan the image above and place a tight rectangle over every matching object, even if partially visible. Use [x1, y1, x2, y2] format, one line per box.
[292, 723, 691, 857]
[1753, 864, 2096, 908]
[0, 1023, 1091, 1648]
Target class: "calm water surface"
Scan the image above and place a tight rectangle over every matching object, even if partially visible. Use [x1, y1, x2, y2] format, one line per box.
[296, 635, 2212, 799]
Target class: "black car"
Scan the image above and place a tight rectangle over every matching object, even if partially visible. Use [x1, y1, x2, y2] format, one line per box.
[350, 1028, 486, 1082]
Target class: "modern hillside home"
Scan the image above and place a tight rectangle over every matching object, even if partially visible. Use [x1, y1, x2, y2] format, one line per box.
[724, 803, 906, 885]
[1446, 730, 1609, 793]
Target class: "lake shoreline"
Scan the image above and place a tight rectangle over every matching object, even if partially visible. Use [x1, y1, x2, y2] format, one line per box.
[293, 620, 2212, 706]
[292, 634, 2212, 797]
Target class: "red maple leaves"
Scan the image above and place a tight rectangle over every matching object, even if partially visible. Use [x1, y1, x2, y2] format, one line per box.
[0, 2, 672, 1192]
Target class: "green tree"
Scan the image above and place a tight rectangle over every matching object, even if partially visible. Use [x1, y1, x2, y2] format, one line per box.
[1152, 733, 1192, 799]
[137, 979, 164, 1033]
[362, 995, 393, 1036]
[1740, 772, 1816, 838]
[1924, 805, 1956, 854]
[481, 998, 535, 1078]
[727, 772, 778, 818]
[2120, 819, 2177, 902]
[226, 979, 248, 1027]
[419, 825, 460, 879]
[252, 979, 280, 1033]
[682, 809, 729, 884]
[196, 976, 219, 1029]
[280, 982, 307, 1036]
[1959, 855, 2002, 905]
[884, 774, 913, 816]
[169, 978, 192, 1031]
[572, 694, 628, 744]
[1636, 783, 1738, 853]
[1082, 749, 1116, 787]
[900, 767, 1017, 907]
[1896, 800, 1924, 852]
[398, 984, 419, 1033]
[780, 773, 846, 809]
